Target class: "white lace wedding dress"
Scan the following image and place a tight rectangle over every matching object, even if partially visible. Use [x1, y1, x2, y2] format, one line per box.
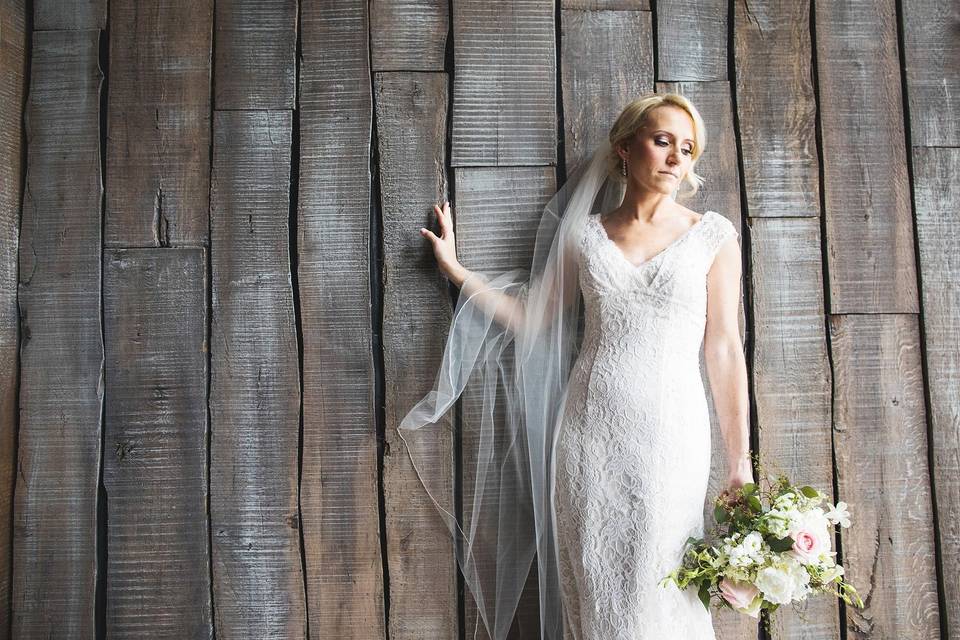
[552, 210, 738, 639]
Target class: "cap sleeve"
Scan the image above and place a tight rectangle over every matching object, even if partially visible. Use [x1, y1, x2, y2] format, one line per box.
[701, 211, 739, 260]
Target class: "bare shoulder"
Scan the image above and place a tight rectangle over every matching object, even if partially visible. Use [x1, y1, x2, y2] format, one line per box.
[671, 203, 704, 225]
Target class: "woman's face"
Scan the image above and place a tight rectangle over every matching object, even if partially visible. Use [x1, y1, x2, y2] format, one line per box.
[618, 105, 696, 196]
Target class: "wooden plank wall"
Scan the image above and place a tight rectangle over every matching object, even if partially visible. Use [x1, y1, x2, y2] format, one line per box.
[1, 1, 955, 639]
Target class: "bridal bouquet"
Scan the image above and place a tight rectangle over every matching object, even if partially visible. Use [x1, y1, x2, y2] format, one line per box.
[659, 470, 864, 623]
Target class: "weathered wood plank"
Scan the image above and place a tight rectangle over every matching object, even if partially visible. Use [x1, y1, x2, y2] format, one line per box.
[370, 0, 447, 72]
[560, 9, 653, 171]
[33, 0, 106, 30]
[749, 218, 840, 639]
[298, 2, 385, 637]
[656, 0, 726, 81]
[376, 71, 457, 640]
[830, 314, 940, 638]
[814, 0, 917, 313]
[562, 0, 648, 9]
[454, 166, 557, 639]
[103, 248, 211, 637]
[733, 0, 819, 218]
[901, 0, 959, 147]
[913, 146, 960, 639]
[209, 110, 306, 638]
[214, 0, 297, 110]
[12, 29, 102, 639]
[105, 0, 213, 247]
[452, 0, 556, 167]
[0, 2, 27, 635]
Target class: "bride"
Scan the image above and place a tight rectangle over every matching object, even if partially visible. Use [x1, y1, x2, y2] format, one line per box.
[400, 93, 754, 639]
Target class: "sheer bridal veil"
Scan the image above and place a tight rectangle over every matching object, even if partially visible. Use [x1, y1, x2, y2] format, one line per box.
[397, 139, 626, 639]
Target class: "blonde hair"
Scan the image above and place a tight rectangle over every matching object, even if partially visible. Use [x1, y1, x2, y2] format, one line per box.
[607, 93, 707, 201]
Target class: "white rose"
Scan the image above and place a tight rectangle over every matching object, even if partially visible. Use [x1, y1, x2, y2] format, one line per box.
[754, 565, 795, 604]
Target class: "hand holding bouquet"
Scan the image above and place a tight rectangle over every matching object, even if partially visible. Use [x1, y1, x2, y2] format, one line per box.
[659, 471, 864, 624]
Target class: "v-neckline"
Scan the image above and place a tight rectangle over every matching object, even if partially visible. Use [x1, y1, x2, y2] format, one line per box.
[593, 210, 713, 270]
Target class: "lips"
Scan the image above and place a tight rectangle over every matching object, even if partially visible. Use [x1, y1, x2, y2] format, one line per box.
[659, 171, 678, 178]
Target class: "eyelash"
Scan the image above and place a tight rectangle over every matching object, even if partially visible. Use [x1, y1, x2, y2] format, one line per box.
[655, 138, 693, 156]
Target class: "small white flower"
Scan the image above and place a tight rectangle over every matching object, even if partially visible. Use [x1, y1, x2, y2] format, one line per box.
[824, 501, 851, 528]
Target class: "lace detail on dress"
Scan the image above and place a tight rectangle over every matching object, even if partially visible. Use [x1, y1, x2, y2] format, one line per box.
[553, 211, 738, 639]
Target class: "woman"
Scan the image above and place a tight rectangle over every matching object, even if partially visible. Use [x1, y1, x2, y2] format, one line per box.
[400, 93, 754, 639]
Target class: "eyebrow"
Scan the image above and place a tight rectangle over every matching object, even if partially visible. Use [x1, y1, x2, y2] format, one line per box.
[653, 130, 694, 145]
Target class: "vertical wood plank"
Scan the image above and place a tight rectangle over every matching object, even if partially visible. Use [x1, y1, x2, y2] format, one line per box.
[559, 9, 653, 171]
[12, 29, 103, 639]
[298, 2, 385, 637]
[454, 166, 557, 639]
[814, 0, 917, 313]
[656, 0, 726, 81]
[830, 314, 940, 638]
[214, 0, 297, 110]
[0, 1, 27, 635]
[105, 0, 213, 247]
[33, 0, 106, 30]
[452, 0, 556, 167]
[376, 71, 457, 640]
[750, 218, 840, 639]
[913, 146, 959, 639]
[370, 0, 448, 73]
[103, 248, 211, 637]
[209, 110, 306, 638]
[733, 0, 819, 218]
[901, 0, 959, 147]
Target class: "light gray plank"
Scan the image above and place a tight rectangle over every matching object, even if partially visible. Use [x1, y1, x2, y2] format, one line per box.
[815, 0, 917, 313]
[33, 0, 105, 30]
[376, 71, 457, 640]
[103, 248, 211, 637]
[562, 0, 648, 8]
[901, 0, 959, 146]
[830, 314, 940, 638]
[656, 0, 726, 81]
[12, 29, 102, 640]
[209, 110, 306, 638]
[370, 0, 448, 72]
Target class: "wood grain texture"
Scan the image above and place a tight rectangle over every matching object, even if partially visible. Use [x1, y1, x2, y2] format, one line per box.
[214, 0, 296, 110]
[733, 0, 819, 218]
[814, 0, 917, 313]
[370, 0, 448, 72]
[452, 0, 556, 166]
[830, 314, 940, 638]
[561, 0, 648, 9]
[912, 146, 960, 639]
[656, 0, 726, 81]
[12, 29, 102, 639]
[298, 2, 385, 637]
[0, 2, 27, 636]
[33, 0, 105, 30]
[209, 110, 306, 638]
[454, 166, 558, 639]
[375, 71, 457, 640]
[750, 218, 840, 639]
[103, 248, 211, 637]
[901, 0, 959, 147]
[560, 9, 653, 171]
[105, 0, 213, 247]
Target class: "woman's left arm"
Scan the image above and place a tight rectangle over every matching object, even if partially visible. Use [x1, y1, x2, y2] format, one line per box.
[704, 234, 755, 493]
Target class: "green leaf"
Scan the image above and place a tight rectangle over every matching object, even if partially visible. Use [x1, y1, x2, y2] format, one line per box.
[714, 504, 729, 523]
[800, 485, 819, 498]
[767, 535, 795, 552]
[748, 495, 763, 512]
[741, 482, 758, 495]
[698, 581, 711, 610]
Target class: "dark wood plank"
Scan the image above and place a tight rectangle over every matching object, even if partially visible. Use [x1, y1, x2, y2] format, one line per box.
[103, 248, 211, 637]
[370, 0, 447, 72]
[214, 0, 297, 110]
[560, 9, 653, 171]
[298, 2, 385, 636]
[12, 29, 102, 639]
[749, 218, 840, 639]
[454, 166, 557, 639]
[830, 314, 940, 638]
[733, 0, 819, 218]
[33, 0, 106, 30]
[656, 0, 726, 81]
[376, 71, 457, 639]
[815, 0, 917, 313]
[0, 2, 27, 635]
[105, 0, 213, 247]
[452, 0, 556, 167]
[901, 0, 959, 147]
[209, 110, 306, 637]
[913, 146, 960, 638]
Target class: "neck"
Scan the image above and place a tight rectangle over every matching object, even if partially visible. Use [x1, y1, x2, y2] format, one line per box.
[617, 184, 674, 223]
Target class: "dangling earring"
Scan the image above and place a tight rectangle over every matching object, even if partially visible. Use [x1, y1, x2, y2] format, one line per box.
[620, 158, 628, 177]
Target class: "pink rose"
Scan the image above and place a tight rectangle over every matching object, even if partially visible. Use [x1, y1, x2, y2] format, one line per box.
[719, 577, 759, 610]
[790, 528, 826, 564]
